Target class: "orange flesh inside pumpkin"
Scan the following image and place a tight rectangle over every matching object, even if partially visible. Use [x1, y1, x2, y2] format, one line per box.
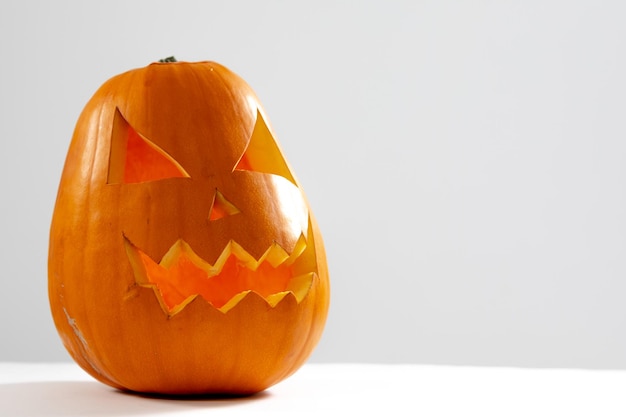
[126, 238, 313, 314]
[141, 251, 294, 309]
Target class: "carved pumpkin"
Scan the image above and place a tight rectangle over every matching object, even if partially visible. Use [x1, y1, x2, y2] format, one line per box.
[48, 59, 330, 395]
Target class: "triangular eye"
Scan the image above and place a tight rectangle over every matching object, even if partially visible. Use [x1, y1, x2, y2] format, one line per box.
[234, 110, 296, 184]
[108, 108, 190, 184]
[208, 189, 241, 221]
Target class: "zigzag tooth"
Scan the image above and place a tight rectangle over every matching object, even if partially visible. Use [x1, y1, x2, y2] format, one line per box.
[218, 290, 251, 313]
[210, 242, 233, 274]
[286, 272, 315, 302]
[159, 240, 187, 268]
[266, 291, 290, 307]
[260, 243, 290, 268]
[161, 240, 215, 272]
[284, 233, 307, 265]
[229, 240, 259, 270]
[167, 294, 199, 317]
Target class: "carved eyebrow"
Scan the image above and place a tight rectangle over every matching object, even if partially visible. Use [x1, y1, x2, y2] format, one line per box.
[107, 108, 190, 184]
[233, 110, 296, 185]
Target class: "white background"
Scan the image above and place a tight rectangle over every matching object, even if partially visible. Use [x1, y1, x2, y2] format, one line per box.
[2, 0, 626, 368]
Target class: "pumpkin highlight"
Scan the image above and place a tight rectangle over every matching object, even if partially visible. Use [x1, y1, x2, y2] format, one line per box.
[48, 60, 330, 395]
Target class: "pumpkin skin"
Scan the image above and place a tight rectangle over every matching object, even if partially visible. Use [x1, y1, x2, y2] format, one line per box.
[48, 61, 330, 395]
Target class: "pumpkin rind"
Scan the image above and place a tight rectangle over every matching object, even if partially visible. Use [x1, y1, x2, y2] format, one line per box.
[48, 61, 330, 395]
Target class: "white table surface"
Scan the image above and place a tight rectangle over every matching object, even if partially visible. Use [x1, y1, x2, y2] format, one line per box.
[2, 362, 626, 416]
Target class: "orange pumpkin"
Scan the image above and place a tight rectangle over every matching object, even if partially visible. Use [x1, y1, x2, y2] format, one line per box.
[48, 59, 330, 395]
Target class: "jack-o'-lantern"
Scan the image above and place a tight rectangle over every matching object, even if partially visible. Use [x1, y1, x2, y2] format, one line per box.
[48, 59, 330, 395]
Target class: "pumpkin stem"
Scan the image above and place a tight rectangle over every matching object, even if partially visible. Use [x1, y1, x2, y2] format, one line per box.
[158, 56, 177, 63]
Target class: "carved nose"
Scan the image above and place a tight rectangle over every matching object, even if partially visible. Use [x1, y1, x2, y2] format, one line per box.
[208, 189, 241, 221]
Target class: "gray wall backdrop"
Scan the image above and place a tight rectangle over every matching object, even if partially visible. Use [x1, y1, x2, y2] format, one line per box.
[2, 0, 626, 368]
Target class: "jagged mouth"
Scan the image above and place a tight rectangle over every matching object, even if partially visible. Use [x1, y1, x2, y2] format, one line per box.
[124, 235, 314, 315]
